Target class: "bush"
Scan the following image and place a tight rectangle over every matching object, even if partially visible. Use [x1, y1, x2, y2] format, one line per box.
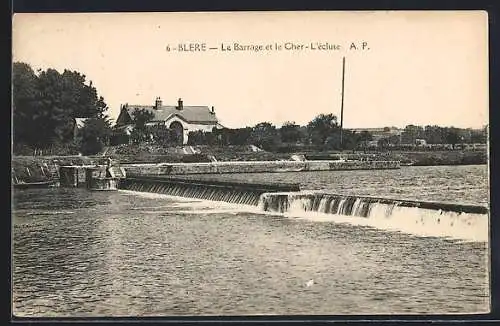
[79, 137, 103, 155]
[110, 131, 129, 146]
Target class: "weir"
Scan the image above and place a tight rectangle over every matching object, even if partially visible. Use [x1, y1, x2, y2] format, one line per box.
[114, 175, 487, 241]
[258, 192, 489, 215]
[257, 191, 489, 242]
[118, 175, 300, 206]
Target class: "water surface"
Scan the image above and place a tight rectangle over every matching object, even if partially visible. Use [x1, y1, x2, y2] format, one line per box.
[12, 165, 490, 316]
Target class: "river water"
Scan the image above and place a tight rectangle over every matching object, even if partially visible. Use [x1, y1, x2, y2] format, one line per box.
[12, 165, 490, 317]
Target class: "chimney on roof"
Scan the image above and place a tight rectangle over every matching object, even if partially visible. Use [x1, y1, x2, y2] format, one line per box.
[177, 98, 183, 110]
[210, 106, 215, 114]
[155, 97, 162, 109]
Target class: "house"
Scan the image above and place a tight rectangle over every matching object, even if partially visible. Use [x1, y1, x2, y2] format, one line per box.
[415, 138, 427, 146]
[348, 127, 403, 141]
[115, 97, 224, 144]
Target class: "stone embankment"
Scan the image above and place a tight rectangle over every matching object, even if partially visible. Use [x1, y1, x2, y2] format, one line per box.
[123, 160, 401, 176]
[12, 156, 97, 184]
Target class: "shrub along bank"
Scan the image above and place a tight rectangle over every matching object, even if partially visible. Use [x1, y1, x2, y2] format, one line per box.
[387, 150, 487, 166]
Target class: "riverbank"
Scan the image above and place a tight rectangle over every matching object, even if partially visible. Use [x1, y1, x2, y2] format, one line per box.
[103, 144, 487, 166]
[123, 160, 400, 176]
[358, 150, 488, 166]
[12, 147, 487, 184]
[11, 156, 96, 184]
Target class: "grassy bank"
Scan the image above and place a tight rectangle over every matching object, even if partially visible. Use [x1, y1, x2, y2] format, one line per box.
[105, 144, 488, 166]
[268, 149, 487, 166]
[104, 144, 292, 163]
[374, 150, 487, 166]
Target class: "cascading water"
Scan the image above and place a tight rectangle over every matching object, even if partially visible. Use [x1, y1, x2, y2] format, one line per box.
[118, 177, 291, 206]
[117, 176, 488, 242]
[257, 192, 489, 242]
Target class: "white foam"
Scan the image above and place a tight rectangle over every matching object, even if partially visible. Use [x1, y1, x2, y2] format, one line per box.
[25, 210, 76, 216]
[120, 190, 199, 201]
[119, 190, 488, 242]
[119, 190, 257, 212]
[283, 204, 488, 243]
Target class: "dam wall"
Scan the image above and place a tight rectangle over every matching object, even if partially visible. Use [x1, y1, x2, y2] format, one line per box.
[116, 176, 488, 241]
[258, 191, 489, 242]
[122, 160, 401, 176]
[119, 175, 300, 206]
[258, 191, 489, 215]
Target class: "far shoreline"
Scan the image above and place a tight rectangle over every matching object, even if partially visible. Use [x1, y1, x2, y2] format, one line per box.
[11, 147, 487, 184]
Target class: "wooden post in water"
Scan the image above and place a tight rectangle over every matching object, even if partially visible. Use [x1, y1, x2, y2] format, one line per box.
[340, 56, 346, 151]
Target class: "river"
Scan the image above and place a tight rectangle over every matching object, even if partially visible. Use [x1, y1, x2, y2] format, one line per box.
[12, 165, 490, 316]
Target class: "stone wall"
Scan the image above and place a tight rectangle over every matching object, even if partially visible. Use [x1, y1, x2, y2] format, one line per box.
[12, 156, 96, 184]
[123, 160, 401, 176]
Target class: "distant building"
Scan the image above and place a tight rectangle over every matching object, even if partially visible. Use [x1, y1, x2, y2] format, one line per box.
[348, 127, 402, 141]
[415, 138, 427, 146]
[115, 97, 224, 144]
[358, 140, 379, 149]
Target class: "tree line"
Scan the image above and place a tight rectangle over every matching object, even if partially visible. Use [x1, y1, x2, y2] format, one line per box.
[13, 62, 114, 155]
[129, 108, 487, 152]
[127, 111, 377, 151]
[398, 125, 487, 147]
[13, 62, 487, 155]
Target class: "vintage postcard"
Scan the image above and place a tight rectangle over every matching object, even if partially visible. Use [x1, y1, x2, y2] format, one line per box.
[12, 11, 489, 317]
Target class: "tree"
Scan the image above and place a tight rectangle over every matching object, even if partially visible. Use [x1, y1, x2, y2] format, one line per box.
[210, 128, 229, 146]
[12, 62, 112, 152]
[131, 108, 154, 129]
[230, 127, 253, 145]
[250, 122, 278, 150]
[377, 138, 390, 149]
[280, 121, 302, 143]
[129, 108, 154, 143]
[387, 134, 401, 146]
[359, 131, 373, 142]
[187, 130, 217, 145]
[401, 125, 424, 144]
[307, 113, 339, 146]
[75, 116, 113, 155]
[339, 130, 358, 150]
[12, 62, 38, 146]
[445, 127, 461, 149]
[110, 127, 130, 146]
[470, 129, 487, 144]
[36, 68, 109, 144]
[325, 133, 342, 150]
[149, 124, 178, 147]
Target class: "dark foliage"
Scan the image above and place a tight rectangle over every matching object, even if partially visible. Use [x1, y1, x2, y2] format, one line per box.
[13, 62, 112, 154]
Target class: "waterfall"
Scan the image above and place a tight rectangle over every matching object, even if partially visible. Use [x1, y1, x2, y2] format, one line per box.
[257, 192, 489, 242]
[118, 176, 299, 206]
[117, 176, 488, 241]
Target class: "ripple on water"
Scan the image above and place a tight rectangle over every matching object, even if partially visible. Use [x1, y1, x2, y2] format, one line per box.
[12, 166, 490, 316]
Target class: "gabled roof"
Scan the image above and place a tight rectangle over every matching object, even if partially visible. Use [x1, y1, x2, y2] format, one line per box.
[124, 104, 218, 124]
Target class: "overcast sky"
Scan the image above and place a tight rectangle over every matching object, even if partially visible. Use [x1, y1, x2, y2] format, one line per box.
[13, 11, 488, 129]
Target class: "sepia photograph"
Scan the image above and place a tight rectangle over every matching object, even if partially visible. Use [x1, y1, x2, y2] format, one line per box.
[11, 11, 490, 317]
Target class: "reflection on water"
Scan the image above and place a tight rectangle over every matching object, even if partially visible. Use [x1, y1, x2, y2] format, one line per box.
[12, 166, 490, 316]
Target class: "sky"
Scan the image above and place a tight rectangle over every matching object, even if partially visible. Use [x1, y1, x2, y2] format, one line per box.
[12, 11, 488, 129]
